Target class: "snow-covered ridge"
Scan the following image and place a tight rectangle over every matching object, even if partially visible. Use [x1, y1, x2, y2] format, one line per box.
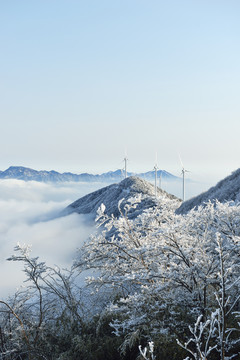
[176, 168, 240, 214]
[63, 176, 180, 218]
[0, 166, 181, 183]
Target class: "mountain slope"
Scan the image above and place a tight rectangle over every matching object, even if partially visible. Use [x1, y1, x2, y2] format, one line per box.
[176, 168, 240, 214]
[63, 176, 180, 219]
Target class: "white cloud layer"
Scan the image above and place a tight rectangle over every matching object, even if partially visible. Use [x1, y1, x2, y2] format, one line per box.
[0, 180, 104, 297]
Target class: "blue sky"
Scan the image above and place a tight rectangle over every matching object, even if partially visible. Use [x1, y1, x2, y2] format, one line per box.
[1, 0, 240, 182]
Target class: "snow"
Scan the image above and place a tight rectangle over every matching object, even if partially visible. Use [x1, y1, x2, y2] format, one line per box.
[176, 168, 240, 214]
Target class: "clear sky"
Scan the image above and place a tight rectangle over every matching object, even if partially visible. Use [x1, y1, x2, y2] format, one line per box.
[1, 0, 240, 182]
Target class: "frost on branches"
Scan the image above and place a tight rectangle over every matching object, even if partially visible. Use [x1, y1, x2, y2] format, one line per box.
[0, 244, 86, 360]
[74, 198, 240, 359]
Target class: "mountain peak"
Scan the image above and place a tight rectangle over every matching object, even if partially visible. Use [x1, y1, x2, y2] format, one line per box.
[63, 176, 180, 219]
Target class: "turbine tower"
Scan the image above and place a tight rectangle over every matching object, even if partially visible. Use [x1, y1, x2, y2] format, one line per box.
[122, 148, 128, 179]
[154, 152, 159, 198]
[124, 156, 128, 179]
[154, 164, 158, 198]
[159, 170, 162, 190]
[179, 155, 189, 201]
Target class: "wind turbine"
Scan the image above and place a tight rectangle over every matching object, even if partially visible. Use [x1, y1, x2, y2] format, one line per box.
[179, 155, 189, 201]
[153, 153, 159, 198]
[123, 157, 128, 179]
[122, 149, 128, 179]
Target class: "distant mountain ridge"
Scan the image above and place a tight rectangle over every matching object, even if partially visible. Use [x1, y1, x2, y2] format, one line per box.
[0, 166, 181, 183]
[176, 168, 240, 214]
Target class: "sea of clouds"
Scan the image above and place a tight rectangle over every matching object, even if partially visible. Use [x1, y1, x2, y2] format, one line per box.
[0, 179, 107, 297]
[0, 177, 212, 298]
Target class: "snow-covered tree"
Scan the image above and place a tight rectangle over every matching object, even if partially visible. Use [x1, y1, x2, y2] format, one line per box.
[74, 198, 240, 358]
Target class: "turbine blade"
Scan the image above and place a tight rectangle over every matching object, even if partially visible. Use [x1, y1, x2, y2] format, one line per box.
[178, 153, 184, 168]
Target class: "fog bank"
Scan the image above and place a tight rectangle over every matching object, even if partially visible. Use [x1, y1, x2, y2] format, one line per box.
[0, 180, 106, 297]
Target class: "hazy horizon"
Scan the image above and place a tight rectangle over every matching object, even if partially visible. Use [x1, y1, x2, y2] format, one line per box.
[0, 162, 234, 185]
